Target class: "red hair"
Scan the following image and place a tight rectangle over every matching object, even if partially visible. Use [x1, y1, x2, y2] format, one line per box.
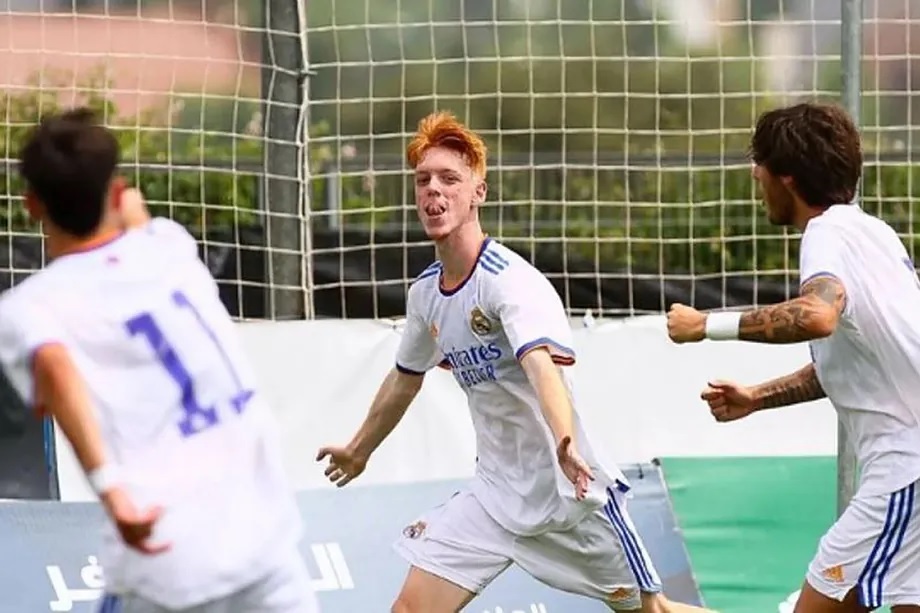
[406, 111, 488, 178]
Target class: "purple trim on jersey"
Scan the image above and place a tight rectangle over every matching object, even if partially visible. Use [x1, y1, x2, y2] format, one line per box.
[396, 362, 426, 376]
[479, 247, 509, 276]
[800, 270, 848, 312]
[416, 265, 441, 282]
[800, 270, 842, 288]
[438, 237, 493, 297]
[514, 337, 576, 363]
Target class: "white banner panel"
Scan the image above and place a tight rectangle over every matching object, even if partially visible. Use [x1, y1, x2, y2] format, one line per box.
[55, 316, 836, 502]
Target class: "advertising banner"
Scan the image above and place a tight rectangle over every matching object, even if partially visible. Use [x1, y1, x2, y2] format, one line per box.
[0, 466, 702, 613]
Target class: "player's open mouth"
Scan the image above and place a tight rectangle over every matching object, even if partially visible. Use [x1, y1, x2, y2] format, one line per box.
[425, 206, 446, 218]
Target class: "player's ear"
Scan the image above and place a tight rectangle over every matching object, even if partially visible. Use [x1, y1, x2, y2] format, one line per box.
[23, 191, 42, 223]
[473, 178, 487, 205]
[109, 176, 126, 210]
[116, 186, 151, 230]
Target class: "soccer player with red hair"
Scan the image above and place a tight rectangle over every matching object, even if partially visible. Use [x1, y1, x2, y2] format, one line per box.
[318, 112, 713, 613]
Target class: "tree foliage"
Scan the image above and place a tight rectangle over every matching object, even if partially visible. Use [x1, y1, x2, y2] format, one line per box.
[304, 0, 920, 275]
[4, 0, 918, 282]
[0, 69, 264, 235]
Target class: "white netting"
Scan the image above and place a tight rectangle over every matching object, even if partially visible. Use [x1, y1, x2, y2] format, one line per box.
[0, 0, 309, 320]
[4, 1, 916, 322]
[304, 0, 919, 320]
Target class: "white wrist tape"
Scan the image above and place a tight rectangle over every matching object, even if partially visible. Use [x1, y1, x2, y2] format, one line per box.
[705, 311, 742, 341]
[87, 464, 121, 495]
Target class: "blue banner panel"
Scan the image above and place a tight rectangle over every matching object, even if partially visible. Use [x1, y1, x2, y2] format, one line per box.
[0, 464, 702, 612]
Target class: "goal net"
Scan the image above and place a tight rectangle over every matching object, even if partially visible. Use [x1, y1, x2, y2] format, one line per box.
[0, 0, 916, 324]
[305, 0, 920, 320]
[0, 0, 308, 321]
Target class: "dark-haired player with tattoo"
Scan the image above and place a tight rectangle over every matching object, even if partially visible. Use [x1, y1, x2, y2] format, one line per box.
[667, 102, 920, 613]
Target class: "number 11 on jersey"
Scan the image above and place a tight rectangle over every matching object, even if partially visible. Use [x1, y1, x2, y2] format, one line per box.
[125, 290, 253, 438]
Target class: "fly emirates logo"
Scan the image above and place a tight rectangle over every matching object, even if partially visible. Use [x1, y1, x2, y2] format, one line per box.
[443, 341, 503, 388]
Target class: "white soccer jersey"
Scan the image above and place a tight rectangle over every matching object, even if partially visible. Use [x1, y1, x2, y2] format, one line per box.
[0, 218, 302, 610]
[801, 204, 920, 497]
[396, 237, 628, 537]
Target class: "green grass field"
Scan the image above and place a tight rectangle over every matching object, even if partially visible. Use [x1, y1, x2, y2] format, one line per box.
[660, 456, 891, 613]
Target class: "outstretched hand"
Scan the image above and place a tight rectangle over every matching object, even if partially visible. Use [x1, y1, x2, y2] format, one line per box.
[316, 445, 367, 488]
[700, 380, 758, 422]
[102, 488, 170, 555]
[556, 435, 595, 500]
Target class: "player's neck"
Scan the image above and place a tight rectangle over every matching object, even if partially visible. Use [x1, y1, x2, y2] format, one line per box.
[46, 224, 124, 260]
[793, 201, 829, 231]
[435, 223, 487, 289]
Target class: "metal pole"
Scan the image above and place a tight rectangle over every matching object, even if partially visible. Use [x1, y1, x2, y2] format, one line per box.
[261, 0, 307, 320]
[296, 0, 315, 320]
[838, 0, 862, 517]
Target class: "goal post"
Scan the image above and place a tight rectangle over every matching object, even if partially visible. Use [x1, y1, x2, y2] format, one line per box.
[261, 0, 312, 320]
[838, 0, 861, 518]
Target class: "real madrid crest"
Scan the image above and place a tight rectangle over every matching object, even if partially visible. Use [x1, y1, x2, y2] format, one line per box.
[402, 520, 427, 539]
[469, 305, 492, 336]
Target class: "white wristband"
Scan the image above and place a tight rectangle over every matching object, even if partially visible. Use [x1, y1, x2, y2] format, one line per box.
[87, 464, 121, 495]
[705, 311, 742, 341]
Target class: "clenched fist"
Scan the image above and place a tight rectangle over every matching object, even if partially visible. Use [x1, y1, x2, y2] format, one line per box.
[701, 380, 758, 422]
[666, 303, 706, 344]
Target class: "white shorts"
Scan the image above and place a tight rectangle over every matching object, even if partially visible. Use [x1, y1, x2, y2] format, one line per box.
[807, 480, 920, 608]
[393, 486, 662, 610]
[96, 548, 320, 613]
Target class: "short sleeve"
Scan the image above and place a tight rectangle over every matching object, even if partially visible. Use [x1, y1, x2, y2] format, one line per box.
[800, 222, 848, 289]
[394, 286, 442, 375]
[488, 267, 575, 365]
[0, 294, 65, 406]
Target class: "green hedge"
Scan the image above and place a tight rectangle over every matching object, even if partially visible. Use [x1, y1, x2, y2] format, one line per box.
[3, 74, 917, 279]
[0, 73, 264, 235]
[326, 159, 920, 275]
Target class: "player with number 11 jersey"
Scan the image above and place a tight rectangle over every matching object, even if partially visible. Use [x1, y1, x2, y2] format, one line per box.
[0, 108, 316, 612]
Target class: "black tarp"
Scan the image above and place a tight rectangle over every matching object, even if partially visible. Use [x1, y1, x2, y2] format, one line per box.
[0, 223, 800, 499]
[0, 235, 53, 499]
[0, 368, 50, 500]
[309, 227, 800, 319]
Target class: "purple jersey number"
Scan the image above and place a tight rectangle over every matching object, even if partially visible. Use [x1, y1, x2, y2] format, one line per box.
[125, 290, 253, 438]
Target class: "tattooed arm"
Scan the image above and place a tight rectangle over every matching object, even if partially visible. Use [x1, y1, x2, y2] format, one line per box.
[751, 362, 826, 410]
[735, 275, 846, 344]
